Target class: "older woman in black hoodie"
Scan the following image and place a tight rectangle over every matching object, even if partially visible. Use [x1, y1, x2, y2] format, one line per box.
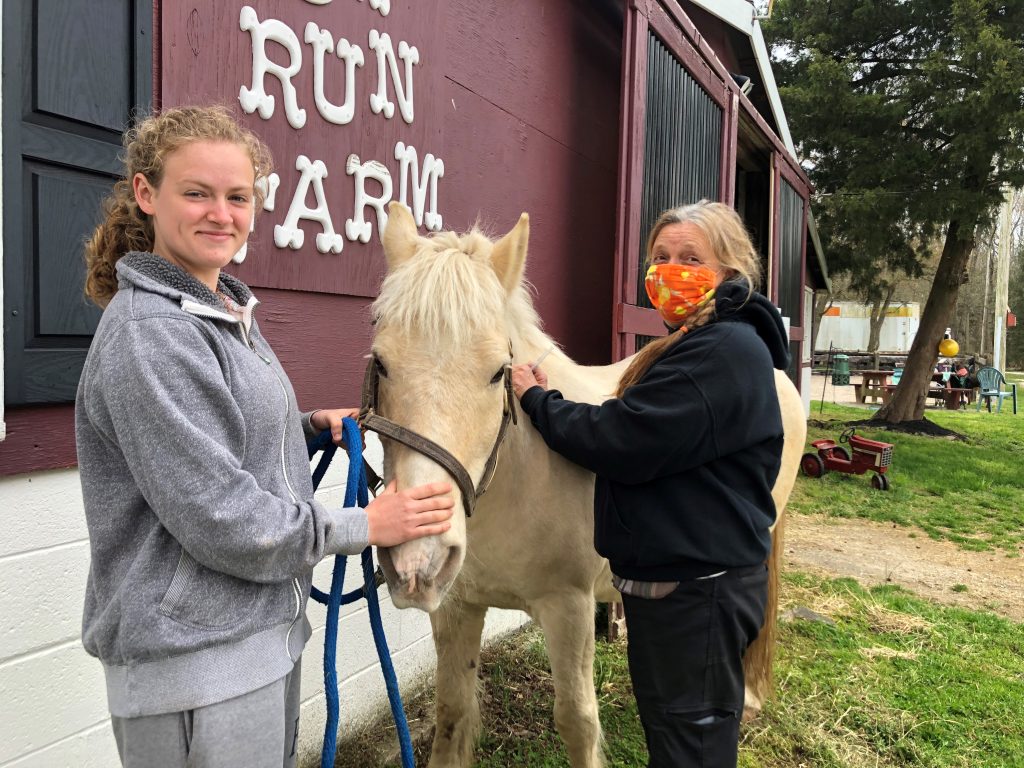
[511, 201, 789, 768]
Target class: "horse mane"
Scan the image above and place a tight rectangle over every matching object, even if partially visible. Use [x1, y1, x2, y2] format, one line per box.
[373, 227, 551, 353]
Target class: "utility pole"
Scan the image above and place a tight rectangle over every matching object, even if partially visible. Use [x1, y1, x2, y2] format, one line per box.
[993, 188, 1014, 371]
[980, 250, 991, 359]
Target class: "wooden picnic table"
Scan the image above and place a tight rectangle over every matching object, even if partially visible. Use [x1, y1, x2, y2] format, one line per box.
[879, 379, 976, 410]
[854, 370, 891, 404]
[929, 372, 976, 409]
[856, 370, 979, 409]
[930, 387, 974, 410]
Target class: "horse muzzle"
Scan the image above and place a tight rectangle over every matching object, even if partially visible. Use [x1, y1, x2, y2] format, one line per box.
[377, 539, 465, 612]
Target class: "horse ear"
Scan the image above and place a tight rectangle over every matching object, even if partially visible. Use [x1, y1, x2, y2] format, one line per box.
[491, 213, 530, 294]
[382, 201, 419, 270]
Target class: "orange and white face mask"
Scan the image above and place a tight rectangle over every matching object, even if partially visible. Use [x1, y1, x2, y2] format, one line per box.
[644, 263, 718, 326]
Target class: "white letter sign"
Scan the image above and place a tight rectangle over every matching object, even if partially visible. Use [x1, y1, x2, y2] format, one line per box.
[368, 31, 419, 124]
[275, 155, 344, 253]
[394, 142, 445, 231]
[345, 154, 393, 243]
[239, 6, 307, 129]
[305, 22, 365, 126]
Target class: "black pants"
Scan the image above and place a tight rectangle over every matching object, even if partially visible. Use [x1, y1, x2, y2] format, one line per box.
[622, 565, 768, 768]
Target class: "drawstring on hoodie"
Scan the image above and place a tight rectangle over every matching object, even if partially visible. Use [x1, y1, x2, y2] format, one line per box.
[306, 418, 415, 768]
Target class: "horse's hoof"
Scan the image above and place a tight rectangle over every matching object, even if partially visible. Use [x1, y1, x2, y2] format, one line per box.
[742, 693, 763, 723]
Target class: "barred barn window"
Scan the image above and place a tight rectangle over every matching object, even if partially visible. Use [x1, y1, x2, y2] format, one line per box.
[633, 33, 722, 343]
[776, 178, 807, 382]
[612, 3, 731, 358]
[612, 0, 811, 385]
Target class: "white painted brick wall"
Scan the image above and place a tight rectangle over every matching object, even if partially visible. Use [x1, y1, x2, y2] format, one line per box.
[2, 722, 115, 768]
[0, 14, 5, 440]
[0, 438, 529, 767]
[0, 543, 90, 659]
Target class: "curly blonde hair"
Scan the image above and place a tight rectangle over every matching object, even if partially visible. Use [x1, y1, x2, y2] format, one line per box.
[83, 105, 273, 307]
[616, 201, 762, 396]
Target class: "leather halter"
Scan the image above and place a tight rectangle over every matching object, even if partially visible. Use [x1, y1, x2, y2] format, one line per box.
[357, 346, 518, 518]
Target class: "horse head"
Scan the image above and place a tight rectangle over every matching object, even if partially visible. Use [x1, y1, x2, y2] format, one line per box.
[368, 202, 537, 611]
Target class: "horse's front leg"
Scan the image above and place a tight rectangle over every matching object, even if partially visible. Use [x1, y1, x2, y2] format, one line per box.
[534, 591, 605, 768]
[427, 600, 488, 768]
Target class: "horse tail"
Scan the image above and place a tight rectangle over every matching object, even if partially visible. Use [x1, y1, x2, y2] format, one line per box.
[743, 371, 804, 718]
[742, 510, 785, 718]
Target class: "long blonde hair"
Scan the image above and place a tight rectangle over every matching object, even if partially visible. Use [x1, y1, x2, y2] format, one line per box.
[616, 201, 762, 396]
[83, 105, 273, 307]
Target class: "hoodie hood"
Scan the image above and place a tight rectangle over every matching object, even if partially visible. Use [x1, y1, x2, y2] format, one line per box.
[116, 252, 253, 308]
[713, 279, 791, 371]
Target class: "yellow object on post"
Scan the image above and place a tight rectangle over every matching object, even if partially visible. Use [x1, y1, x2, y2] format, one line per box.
[939, 338, 959, 356]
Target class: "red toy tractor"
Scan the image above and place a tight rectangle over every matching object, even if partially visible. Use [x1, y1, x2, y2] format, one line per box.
[800, 427, 894, 490]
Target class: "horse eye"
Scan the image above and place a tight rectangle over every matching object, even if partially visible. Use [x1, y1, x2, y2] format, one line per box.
[490, 366, 505, 384]
[375, 357, 389, 378]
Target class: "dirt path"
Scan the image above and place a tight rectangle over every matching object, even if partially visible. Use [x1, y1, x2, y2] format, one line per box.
[783, 513, 1024, 622]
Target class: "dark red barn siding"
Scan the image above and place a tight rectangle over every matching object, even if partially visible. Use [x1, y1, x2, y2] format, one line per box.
[256, 290, 375, 411]
[160, 1, 449, 298]
[0, 408, 79, 476]
[0, 0, 622, 477]
[159, 0, 622, 412]
[441, 0, 621, 366]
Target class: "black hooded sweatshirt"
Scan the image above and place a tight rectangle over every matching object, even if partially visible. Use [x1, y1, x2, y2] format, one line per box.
[519, 280, 790, 581]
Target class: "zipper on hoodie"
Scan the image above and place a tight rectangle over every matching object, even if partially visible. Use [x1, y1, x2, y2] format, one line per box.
[238, 323, 272, 365]
[279, 371, 304, 658]
[181, 298, 272, 364]
[182, 297, 304, 657]
[268, 355, 304, 659]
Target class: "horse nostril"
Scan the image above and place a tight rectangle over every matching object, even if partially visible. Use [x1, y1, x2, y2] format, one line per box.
[437, 546, 463, 586]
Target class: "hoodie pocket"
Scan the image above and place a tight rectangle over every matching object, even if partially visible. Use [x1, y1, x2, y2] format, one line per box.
[159, 549, 261, 631]
[593, 482, 637, 566]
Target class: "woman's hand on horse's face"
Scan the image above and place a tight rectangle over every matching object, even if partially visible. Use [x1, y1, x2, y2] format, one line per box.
[366, 480, 455, 546]
[311, 407, 362, 447]
[511, 363, 548, 399]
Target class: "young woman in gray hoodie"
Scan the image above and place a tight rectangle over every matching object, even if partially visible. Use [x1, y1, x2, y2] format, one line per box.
[76, 106, 454, 767]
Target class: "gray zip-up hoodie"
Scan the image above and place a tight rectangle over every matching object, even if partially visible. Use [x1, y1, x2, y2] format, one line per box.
[75, 253, 368, 718]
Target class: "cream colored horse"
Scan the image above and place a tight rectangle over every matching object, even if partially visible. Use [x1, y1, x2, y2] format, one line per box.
[370, 202, 806, 767]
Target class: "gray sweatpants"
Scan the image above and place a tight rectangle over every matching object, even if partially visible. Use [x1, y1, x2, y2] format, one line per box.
[111, 659, 302, 768]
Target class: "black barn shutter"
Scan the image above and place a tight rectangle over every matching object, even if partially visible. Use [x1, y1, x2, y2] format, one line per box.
[3, 0, 152, 404]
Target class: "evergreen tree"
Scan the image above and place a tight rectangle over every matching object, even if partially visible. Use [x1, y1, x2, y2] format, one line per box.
[765, 0, 1024, 421]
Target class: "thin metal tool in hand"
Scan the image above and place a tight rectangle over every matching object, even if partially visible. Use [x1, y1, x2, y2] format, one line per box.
[531, 345, 555, 372]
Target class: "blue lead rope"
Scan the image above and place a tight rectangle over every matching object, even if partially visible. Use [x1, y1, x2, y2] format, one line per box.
[307, 417, 415, 768]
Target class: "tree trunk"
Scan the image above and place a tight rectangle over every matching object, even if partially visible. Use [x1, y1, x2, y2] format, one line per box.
[866, 284, 896, 354]
[874, 221, 975, 423]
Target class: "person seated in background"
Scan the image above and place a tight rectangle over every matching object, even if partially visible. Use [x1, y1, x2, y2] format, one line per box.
[949, 364, 972, 388]
[946, 364, 975, 406]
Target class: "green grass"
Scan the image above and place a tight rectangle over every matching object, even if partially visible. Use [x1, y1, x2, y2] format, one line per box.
[795, 402, 1024, 554]
[395, 630, 646, 767]
[447, 574, 1024, 768]
[333, 626, 648, 768]
[741, 574, 1024, 768]
[471, 632, 568, 767]
[338, 575, 1024, 767]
